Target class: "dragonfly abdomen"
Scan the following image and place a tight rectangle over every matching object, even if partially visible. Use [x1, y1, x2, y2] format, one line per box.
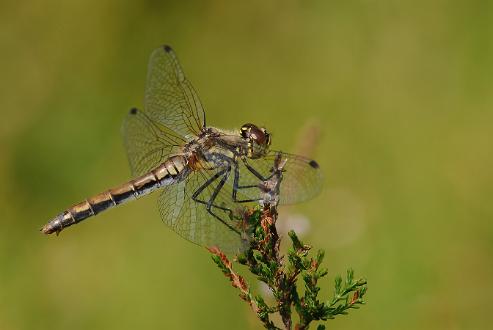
[41, 156, 188, 235]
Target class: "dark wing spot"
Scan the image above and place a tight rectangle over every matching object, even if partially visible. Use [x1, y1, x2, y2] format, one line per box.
[163, 45, 172, 53]
[129, 108, 138, 115]
[308, 160, 319, 169]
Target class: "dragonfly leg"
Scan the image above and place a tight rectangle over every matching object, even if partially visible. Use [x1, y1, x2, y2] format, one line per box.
[206, 165, 231, 210]
[192, 166, 240, 234]
[192, 168, 226, 201]
[241, 157, 277, 181]
[232, 162, 261, 203]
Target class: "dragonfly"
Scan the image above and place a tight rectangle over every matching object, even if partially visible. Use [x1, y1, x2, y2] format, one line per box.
[41, 45, 322, 254]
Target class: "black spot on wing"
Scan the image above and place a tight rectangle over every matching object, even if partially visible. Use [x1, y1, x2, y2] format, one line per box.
[163, 45, 172, 53]
[129, 107, 138, 115]
[309, 160, 319, 169]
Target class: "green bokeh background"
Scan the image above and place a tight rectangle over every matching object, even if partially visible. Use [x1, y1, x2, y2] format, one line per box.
[1, 1, 492, 329]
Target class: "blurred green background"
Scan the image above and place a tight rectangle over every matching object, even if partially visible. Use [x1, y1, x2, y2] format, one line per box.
[1, 1, 492, 329]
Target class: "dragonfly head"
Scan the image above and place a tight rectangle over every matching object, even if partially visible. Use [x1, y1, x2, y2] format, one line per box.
[240, 123, 271, 159]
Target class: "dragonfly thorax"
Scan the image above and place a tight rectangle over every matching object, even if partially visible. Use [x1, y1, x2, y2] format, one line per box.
[183, 128, 240, 170]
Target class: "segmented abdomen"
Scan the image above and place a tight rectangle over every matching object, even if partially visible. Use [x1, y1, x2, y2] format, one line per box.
[41, 155, 188, 234]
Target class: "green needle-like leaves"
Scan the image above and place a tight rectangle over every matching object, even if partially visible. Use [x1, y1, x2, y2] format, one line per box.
[209, 208, 367, 329]
[208, 156, 366, 329]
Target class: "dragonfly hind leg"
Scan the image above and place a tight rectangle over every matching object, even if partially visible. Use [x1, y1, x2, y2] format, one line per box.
[192, 166, 240, 235]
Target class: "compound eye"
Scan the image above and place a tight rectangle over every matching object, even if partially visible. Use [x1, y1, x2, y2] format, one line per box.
[248, 126, 265, 144]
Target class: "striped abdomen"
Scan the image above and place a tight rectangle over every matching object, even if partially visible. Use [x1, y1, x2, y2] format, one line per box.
[41, 156, 188, 235]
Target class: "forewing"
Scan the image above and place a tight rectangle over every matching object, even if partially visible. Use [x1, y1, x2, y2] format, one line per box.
[145, 45, 206, 138]
[157, 169, 252, 255]
[123, 45, 205, 176]
[122, 108, 186, 176]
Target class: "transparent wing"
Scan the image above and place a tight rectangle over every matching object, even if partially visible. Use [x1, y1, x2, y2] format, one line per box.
[156, 152, 320, 253]
[122, 108, 186, 176]
[237, 151, 323, 205]
[144, 45, 206, 138]
[157, 169, 254, 255]
[122, 45, 205, 176]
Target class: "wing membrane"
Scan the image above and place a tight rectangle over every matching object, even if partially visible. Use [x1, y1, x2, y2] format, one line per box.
[144, 45, 205, 138]
[155, 150, 320, 254]
[122, 108, 186, 176]
[158, 168, 253, 255]
[123, 45, 205, 176]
